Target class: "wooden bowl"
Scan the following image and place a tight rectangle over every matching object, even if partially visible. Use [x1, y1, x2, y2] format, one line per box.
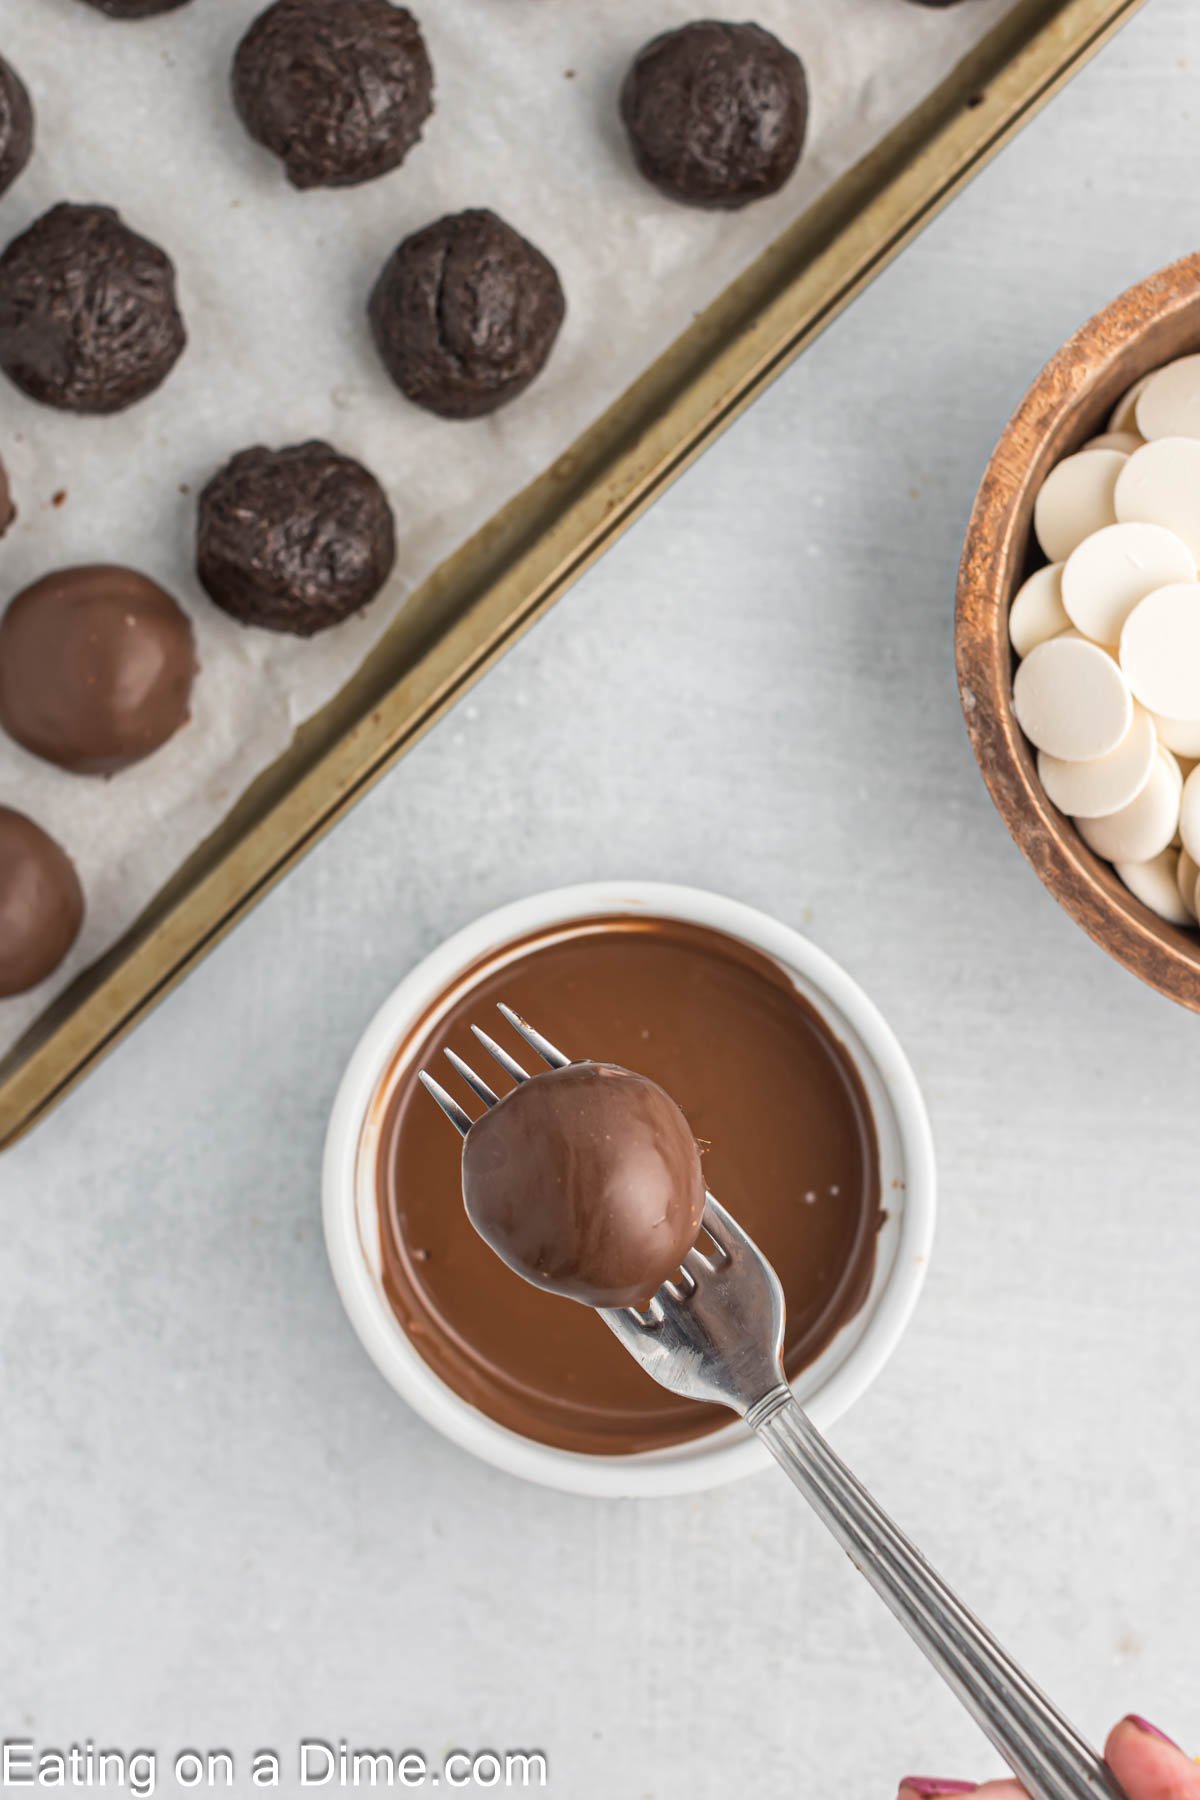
[957, 252, 1200, 1012]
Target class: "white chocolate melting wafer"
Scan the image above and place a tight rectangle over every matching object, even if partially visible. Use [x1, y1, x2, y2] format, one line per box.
[1082, 431, 1143, 455]
[1115, 847, 1193, 925]
[1077, 747, 1181, 864]
[1114, 437, 1200, 559]
[1061, 522, 1195, 645]
[1134, 354, 1200, 442]
[1178, 847, 1200, 919]
[1119, 582, 1200, 719]
[1009, 564, 1069, 657]
[1150, 712, 1200, 757]
[1179, 765, 1200, 866]
[1033, 449, 1126, 562]
[1012, 635, 1132, 761]
[1109, 373, 1153, 434]
[1037, 705, 1156, 817]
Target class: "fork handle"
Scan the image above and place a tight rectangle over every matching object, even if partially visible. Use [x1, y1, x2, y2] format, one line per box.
[749, 1390, 1127, 1800]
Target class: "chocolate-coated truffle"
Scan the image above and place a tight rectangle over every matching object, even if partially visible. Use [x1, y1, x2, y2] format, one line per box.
[0, 56, 33, 201]
[0, 204, 186, 414]
[197, 440, 396, 635]
[0, 809, 84, 998]
[462, 1062, 707, 1309]
[233, 0, 433, 189]
[620, 20, 807, 210]
[0, 566, 196, 774]
[77, 0, 192, 13]
[369, 209, 565, 419]
[0, 459, 14, 539]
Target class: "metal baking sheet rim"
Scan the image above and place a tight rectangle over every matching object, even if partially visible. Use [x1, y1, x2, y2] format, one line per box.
[0, 0, 1146, 1148]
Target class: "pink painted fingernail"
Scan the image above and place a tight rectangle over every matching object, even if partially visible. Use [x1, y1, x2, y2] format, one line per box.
[898, 1782, 979, 1796]
[1127, 1715, 1181, 1750]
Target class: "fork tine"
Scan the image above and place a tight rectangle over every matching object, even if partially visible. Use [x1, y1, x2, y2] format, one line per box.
[597, 1304, 659, 1349]
[701, 1190, 753, 1258]
[470, 1025, 531, 1085]
[418, 1071, 473, 1137]
[497, 1004, 571, 1070]
[443, 1047, 499, 1108]
[660, 1266, 696, 1303]
[684, 1243, 716, 1278]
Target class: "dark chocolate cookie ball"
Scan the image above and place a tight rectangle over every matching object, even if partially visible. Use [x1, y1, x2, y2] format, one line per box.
[197, 441, 396, 636]
[0, 204, 186, 414]
[233, 0, 433, 190]
[0, 808, 84, 999]
[463, 1063, 706, 1309]
[369, 209, 565, 420]
[620, 20, 807, 210]
[76, 0, 193, 14]
[0, 56, 33, 201]
[0, 566, 197, 775]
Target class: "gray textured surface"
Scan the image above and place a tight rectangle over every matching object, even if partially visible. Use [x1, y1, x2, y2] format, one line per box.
[3, 3, 1199, 1794]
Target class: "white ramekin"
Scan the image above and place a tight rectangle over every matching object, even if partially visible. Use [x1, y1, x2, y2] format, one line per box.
[323, 882, 936, 1498]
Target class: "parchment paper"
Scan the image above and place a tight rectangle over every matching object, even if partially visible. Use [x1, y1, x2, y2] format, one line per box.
[0, 0, 1013, 1052]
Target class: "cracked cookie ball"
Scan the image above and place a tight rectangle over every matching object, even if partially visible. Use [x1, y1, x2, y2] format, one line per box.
[0, 203, 186, 414]
[0, 56, 33, 201]
[76, 0, 194, 15]
[620, 20, 808, 210]
[368, 209, 565, 419]
[233, 0, 434, 189]
[197, 441, 397, 636]
[0, 459, 14, 539]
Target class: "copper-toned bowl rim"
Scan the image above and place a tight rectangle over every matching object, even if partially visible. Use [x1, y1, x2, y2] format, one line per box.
[956, 252, 1200, 1012]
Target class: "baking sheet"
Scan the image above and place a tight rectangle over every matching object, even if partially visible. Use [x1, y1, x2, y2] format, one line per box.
[0, 0, 1013, 1054]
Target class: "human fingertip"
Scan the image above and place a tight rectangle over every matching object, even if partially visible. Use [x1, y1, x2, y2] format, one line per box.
[897, 1781, 979, 1797]
[1125, 1714, 1182, 1750]
[1106, 1713, 1200, 1793]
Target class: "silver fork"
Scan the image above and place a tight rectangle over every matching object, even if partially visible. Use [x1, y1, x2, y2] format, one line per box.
[422, 1007, 1127, 1800]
